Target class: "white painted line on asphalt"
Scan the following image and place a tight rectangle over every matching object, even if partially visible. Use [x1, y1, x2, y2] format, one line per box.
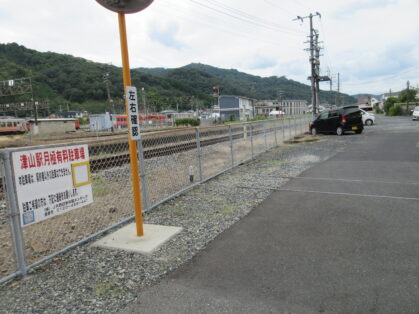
[268, 175, 419, 185]
[277, 188, 419, 201]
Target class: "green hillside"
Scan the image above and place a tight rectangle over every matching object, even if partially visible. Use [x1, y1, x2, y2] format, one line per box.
[0, 43, 356, 117]
[139, 63, 356, 105]
[0, 43, 211, 114]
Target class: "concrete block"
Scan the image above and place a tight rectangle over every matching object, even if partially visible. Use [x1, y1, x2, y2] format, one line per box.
[92, 223, 182, 255]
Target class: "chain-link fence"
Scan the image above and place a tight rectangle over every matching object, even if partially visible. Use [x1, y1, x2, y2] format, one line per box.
[0, 114, 311, 283]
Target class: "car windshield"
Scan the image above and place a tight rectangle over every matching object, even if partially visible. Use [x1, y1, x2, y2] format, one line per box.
[415, 106, 419, 110]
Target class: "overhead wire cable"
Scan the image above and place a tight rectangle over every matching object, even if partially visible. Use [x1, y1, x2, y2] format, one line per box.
[201, 0, 304, 34]
[189, 0, 303, 37]
[154, 0, 300, 48]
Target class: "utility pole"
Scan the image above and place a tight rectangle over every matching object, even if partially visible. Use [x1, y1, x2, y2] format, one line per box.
[314, 30, 321, 108]
[103, 72, 115, 113]
[277, 89, 284, 112]
[337, 72, 340, 106]
[328, 70, 333, 106]
[0, 77, 47, 123]
[141, 87, 148, 117]
[294, 12, 321, 115]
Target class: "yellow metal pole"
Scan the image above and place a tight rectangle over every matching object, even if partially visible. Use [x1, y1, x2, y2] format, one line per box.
[118, 12, 144, 236]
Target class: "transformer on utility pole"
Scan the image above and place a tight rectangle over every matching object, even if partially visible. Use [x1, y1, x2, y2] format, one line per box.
[294, 12, 330, 114]
[294, 12, 321, 115]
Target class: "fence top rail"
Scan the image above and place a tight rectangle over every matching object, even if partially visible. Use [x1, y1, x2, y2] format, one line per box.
[0, 115, 311, 154]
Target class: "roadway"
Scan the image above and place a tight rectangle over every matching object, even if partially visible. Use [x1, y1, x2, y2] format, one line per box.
[122, 116, 419, 313]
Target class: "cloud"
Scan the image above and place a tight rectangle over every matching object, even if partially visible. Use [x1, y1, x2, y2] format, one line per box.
[147, 22, 185, 50]
[1, 0, 419, 95]
[247, 55, 277, 70]
[333, 0, 396, 18]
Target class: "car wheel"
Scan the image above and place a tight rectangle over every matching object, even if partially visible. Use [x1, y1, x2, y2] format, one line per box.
[311, 127, 317, 136]
[365, 119, 373, 126]
[336, 126, 344, 136]
[355, 129, 363, 134]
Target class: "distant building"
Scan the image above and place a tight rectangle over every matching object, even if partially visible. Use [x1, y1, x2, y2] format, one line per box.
[161, 110, 196, 120]
[55, 111, 84, 119]
[356, 95, 371, 105]
[255, 99, 308, 116]
[218, 95, 254, 121]
[90, 113, 113, 131]
[381, 91, 401, 103]
[28, 118, 77, 136]
[160, 110, 177, 119]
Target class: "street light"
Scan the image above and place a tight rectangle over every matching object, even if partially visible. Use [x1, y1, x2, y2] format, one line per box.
[95, 0, 154, 236]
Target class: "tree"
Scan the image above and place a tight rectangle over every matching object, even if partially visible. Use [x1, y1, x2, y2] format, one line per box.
[384, 97, 399, 114]
[399, 88, 417, 103]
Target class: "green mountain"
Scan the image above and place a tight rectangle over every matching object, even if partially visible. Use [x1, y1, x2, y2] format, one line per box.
[0, 43, 356, 117]
[0, 43, 211, 114]
[138, 63, 356, 105]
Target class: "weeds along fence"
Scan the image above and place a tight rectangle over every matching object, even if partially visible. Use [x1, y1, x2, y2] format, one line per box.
[0, 115, 311, 283]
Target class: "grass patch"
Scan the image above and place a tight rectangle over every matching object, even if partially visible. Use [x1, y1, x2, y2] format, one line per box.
[94, 282, 124, 297]
[92, 176, 110, 197]
[222, 205, 235, 215]
[172, 208, 186, 216]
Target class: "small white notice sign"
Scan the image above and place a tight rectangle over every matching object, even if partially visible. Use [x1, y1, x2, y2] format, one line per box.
[11, 144, 93, 227]
[126, 86, 141, 140]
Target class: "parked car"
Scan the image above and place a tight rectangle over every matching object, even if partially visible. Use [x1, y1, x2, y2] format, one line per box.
[359, 108, 375, 125]
[307, 105, 326, 113]
[412, 106, 419, 121]
[309, 106, 364, 136]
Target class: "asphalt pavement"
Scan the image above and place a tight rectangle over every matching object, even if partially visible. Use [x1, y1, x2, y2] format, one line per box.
[122, 116, 419, 314]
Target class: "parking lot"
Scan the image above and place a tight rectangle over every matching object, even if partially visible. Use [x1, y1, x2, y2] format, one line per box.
[124, 115, 419, 313]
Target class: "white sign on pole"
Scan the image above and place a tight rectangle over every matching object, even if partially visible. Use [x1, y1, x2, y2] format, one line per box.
[11, 144, 93, 227]
[126, 86, 141, 140]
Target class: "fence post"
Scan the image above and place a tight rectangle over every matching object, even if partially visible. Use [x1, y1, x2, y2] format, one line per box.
[263, 121, 268, 151]
[250, 122, 254, 158]
[274, 119, 278, 146]
[300, 116, 303, 134]
[228, 124, 234, 167]
[137, 139, 150, 211]
[288, 115, 291, 139]
[282, 115, 285, 143]
[195, 127, 203, 182]
[2, 150, 27, 277]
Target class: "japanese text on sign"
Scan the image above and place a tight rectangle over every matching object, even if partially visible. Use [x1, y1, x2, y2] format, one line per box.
[126, 86, 141, 140]
[12, 144, 93, 227]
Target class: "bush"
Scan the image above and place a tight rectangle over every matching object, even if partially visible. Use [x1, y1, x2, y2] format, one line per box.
[374, 107, 384, 114]
[174, 118, 200, 127]
[384, 97, 399, 114]
[389, 104, 403, 116]
[78, 117, 89, 125]
[229, 114, 236, 121]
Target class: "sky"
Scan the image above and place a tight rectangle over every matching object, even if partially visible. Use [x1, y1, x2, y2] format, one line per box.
[0, 0, 418, 96]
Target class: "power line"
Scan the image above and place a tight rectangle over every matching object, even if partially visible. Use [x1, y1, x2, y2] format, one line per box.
[154, 3, 295, 48]
[156, 0, 303, 48]
[201, 0, 304, 34]
[190, 0, 303, 36]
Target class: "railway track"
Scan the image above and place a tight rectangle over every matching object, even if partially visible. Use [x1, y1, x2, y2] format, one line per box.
[89, 124, 285, 171]
[0, 122, 297, 193]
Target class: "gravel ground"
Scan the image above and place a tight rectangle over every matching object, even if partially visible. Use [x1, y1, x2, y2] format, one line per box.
[0, 133, 349, 313]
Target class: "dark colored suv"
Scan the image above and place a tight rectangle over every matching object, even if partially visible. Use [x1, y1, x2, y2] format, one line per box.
[309, 106, 364, 136]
